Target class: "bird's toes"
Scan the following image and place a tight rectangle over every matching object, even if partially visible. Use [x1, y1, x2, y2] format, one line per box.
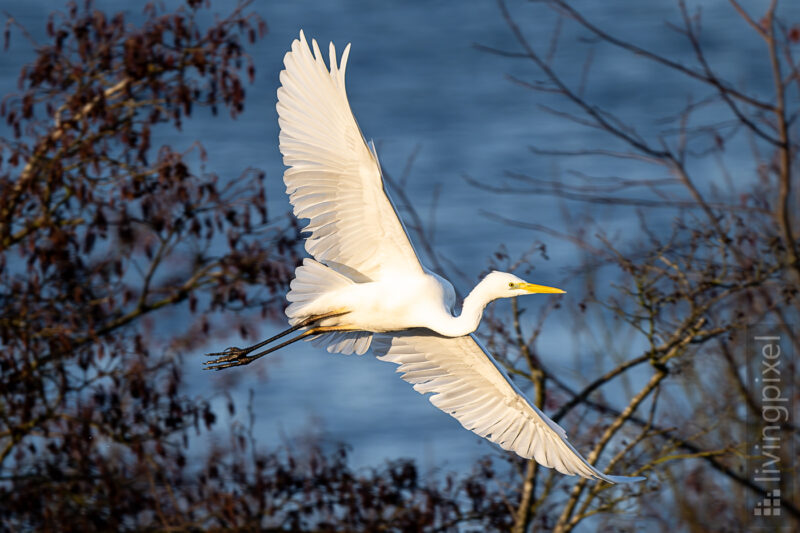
[206, 346, 242, 358]
[203, 343, 262, 370]
[204, 347, 246, 367]
[203, 354, 254, 371]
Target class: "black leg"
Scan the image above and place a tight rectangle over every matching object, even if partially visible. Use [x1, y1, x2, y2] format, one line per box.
[204, 329, 319, 370]
[203, 311, 352, 371]
[203, 311, 348, 366]
[205, 320, 310, 361]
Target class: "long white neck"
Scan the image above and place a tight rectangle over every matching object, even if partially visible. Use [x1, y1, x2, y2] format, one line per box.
[428, 278, 499, 337]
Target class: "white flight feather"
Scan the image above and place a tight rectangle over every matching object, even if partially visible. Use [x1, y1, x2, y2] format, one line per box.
[373, 332, 644, 483]
[277, 30, 423, 282]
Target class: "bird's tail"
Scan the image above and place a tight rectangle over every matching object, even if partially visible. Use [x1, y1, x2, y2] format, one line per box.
[286, 258, 352, 321]
[285, 258, 372, 355]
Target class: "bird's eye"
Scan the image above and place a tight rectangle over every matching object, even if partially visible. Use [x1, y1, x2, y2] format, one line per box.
[508, 282, 514, 288]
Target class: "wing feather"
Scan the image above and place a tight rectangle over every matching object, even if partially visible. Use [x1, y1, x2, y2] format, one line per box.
[373, 332, 644, 483]
[277, 31, 423, 281]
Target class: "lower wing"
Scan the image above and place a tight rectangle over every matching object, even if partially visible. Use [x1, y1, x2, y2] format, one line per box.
[372, 331, 644, 483]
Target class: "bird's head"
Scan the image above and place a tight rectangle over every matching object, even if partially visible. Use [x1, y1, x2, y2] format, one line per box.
[483, 271, 565, 299]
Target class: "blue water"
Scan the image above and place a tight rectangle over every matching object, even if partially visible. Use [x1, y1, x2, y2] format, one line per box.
[2, 0, 794, 475]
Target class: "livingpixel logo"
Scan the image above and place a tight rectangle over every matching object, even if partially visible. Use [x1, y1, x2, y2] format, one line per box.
[747, 329, 795, 525]
[753, 489, 781, 517]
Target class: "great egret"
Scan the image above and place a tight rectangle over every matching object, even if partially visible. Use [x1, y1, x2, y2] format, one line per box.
[206, 31, 643, 484]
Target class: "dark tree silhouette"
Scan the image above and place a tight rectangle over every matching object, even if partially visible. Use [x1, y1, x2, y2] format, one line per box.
[0, 0, 296, 529]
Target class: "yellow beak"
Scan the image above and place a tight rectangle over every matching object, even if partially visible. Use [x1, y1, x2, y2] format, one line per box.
[516, 282, 566, 294]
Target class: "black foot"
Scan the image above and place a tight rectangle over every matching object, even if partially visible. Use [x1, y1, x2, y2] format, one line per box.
[204, 346, 257, 370]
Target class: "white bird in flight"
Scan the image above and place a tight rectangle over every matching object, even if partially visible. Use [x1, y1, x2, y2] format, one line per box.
[206, 31, 643, 484]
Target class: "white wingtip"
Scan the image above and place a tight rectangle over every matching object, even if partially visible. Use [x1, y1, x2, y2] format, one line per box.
[329, 41, 338, 79]
[291, 30, 349, 85]
[311, 37, 323, 65]
[340, 43, 351, 76]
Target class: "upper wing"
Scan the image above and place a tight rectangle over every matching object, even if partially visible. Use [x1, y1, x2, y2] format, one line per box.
[277, 31, 423, 281]
[373, 332, 644, 483]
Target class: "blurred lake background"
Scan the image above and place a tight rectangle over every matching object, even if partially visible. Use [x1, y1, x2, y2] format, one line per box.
[1, 0, 796, 475]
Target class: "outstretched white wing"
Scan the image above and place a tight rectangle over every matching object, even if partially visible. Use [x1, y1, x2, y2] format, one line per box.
[373, 332, 644, 483]
[277, 31, 423, 281]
